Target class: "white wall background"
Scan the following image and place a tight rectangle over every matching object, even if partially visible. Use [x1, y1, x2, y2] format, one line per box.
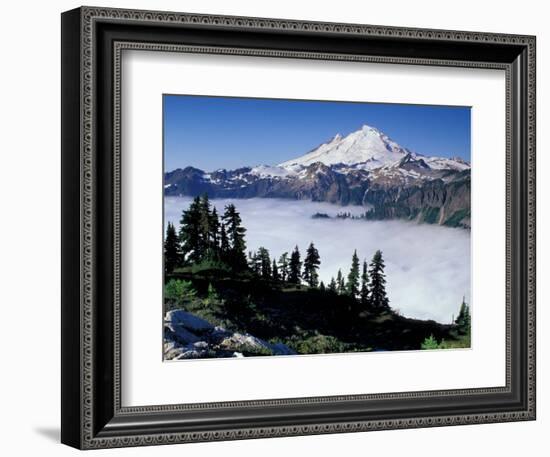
[0, 0, 545, 455]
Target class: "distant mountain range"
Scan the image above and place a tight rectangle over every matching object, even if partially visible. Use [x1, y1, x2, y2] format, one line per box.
[165, 124, 471, 228]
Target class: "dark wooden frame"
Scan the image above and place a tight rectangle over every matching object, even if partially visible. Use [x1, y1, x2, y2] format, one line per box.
[61, 6, 536, 449]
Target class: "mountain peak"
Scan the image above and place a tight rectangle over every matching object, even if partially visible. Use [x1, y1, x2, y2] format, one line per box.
[279, 124, 408, 170]
[359, 124, 382, 134]
[277, 124, 471, 174]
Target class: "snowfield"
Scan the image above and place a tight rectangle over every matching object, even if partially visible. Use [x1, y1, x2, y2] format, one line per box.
[249, 164, 297, 178]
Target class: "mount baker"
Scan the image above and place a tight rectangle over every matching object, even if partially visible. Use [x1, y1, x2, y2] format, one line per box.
[164, 124, 471, 228]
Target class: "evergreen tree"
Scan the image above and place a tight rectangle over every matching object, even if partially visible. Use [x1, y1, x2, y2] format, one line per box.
[455, 296, 471, 335]
[205, 282, 220, 304]
[319, 281, 326, 292]
[209, 207, 221, 256]
[346, 250, 360, 298]
[179, 196, 203, 263]
[222, 204, 248, 270]
[336, 269, 345, 294]
[288, 246, 302, 284]
[303, 242, 321, 287]
[368, 250, 389, 310]
[219, 224, 229, 259]
[257, 247, 272, 279]
[278, 252, 290, 282]
[360, 260, 369, 306]
[198, 194, 213, 257]
[272, 258, 280, 281]
[248, 251, 261, 275]
[163, 222, 182, 275]
[328, 277, 337, 293]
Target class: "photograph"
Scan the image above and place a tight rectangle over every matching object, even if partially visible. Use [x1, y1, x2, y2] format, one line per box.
[162, 95, 472, 360]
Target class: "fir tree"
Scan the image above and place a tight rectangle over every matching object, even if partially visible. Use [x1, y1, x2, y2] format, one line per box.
[360, 260, 369, 306]
[272, 258, 280, 281]
[163, 222, 182, 275]
[248, 251, 261, 275]
[219, 224, 229, 259]
[368, 250, 389, 310]
[179, 196, 203, 263]
[455, 296, 471, 335]
[336, 269, 345, 294]
[328, 277, 337, 293]
[198, 194, 213, 257]
[222, 203, 248, 270]
[205, 282, 220, 304]
[288, 246, 302, 284]
[319, 281, 326, 292]
[257, 247, 272, 279]
[209, 207, 221, 256]
[346, 250, 360, 298]
[303, 242, 321, 287]
[278, 252, 289, 282]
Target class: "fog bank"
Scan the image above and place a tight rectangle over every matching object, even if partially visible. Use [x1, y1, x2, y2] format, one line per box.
[165, 197, 471, 323]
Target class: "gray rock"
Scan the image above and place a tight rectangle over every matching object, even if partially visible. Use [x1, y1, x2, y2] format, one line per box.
[219, 333, 273, 354]
[165, 310, 214, 332]
[193, 341, 209, 350]
[209, 326, 233, 344]
[163, 340, 186, 360]
[174, 349, 209, 360]
[164, 323, 200, 345]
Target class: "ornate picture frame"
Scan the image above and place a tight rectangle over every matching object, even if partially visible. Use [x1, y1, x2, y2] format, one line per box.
[61, 6, 536, 449]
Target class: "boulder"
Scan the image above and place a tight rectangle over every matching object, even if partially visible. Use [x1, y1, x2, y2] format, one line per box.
[193, 341, 209, 350]
[165, 310, 214, 332]
[209, 326, 233, 344]
[219, 333, 273, 354]
[163, 340, 187, 360]
[164, 323, 200, 345]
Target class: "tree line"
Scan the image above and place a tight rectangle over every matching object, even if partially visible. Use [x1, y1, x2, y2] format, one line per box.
[247, 244, 390, 311]
[165, 194, 391, 312]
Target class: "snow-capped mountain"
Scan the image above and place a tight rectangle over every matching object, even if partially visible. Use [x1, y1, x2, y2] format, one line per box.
[164, 124, 471, 228]
[279, 124, 412, 170]
[278, 124, 469, 173]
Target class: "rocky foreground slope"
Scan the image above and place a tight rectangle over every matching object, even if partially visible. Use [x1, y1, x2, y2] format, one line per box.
[164, 309, 295, 360]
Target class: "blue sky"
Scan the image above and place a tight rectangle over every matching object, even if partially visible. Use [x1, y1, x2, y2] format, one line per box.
[164, 95, 471, 171]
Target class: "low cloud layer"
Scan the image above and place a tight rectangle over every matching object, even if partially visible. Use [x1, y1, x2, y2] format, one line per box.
[165, 197, 471, 323]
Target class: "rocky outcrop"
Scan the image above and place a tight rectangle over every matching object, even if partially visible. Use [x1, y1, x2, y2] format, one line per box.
[163, 309, 296, 360]
[363, 171, 471, 228]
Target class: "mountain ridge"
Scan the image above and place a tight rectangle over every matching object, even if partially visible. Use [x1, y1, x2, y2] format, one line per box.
[164, 124, 471, 228]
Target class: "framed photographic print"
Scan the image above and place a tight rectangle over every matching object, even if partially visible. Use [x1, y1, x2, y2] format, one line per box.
[61, 6, 536, 449]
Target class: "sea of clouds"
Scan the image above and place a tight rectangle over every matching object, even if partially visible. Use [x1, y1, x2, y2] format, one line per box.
[165, 197, 471, 323]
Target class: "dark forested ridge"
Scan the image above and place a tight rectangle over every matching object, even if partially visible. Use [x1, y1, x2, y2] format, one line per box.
[164, 163, 471, 228]
[163, 195, 471, 360]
